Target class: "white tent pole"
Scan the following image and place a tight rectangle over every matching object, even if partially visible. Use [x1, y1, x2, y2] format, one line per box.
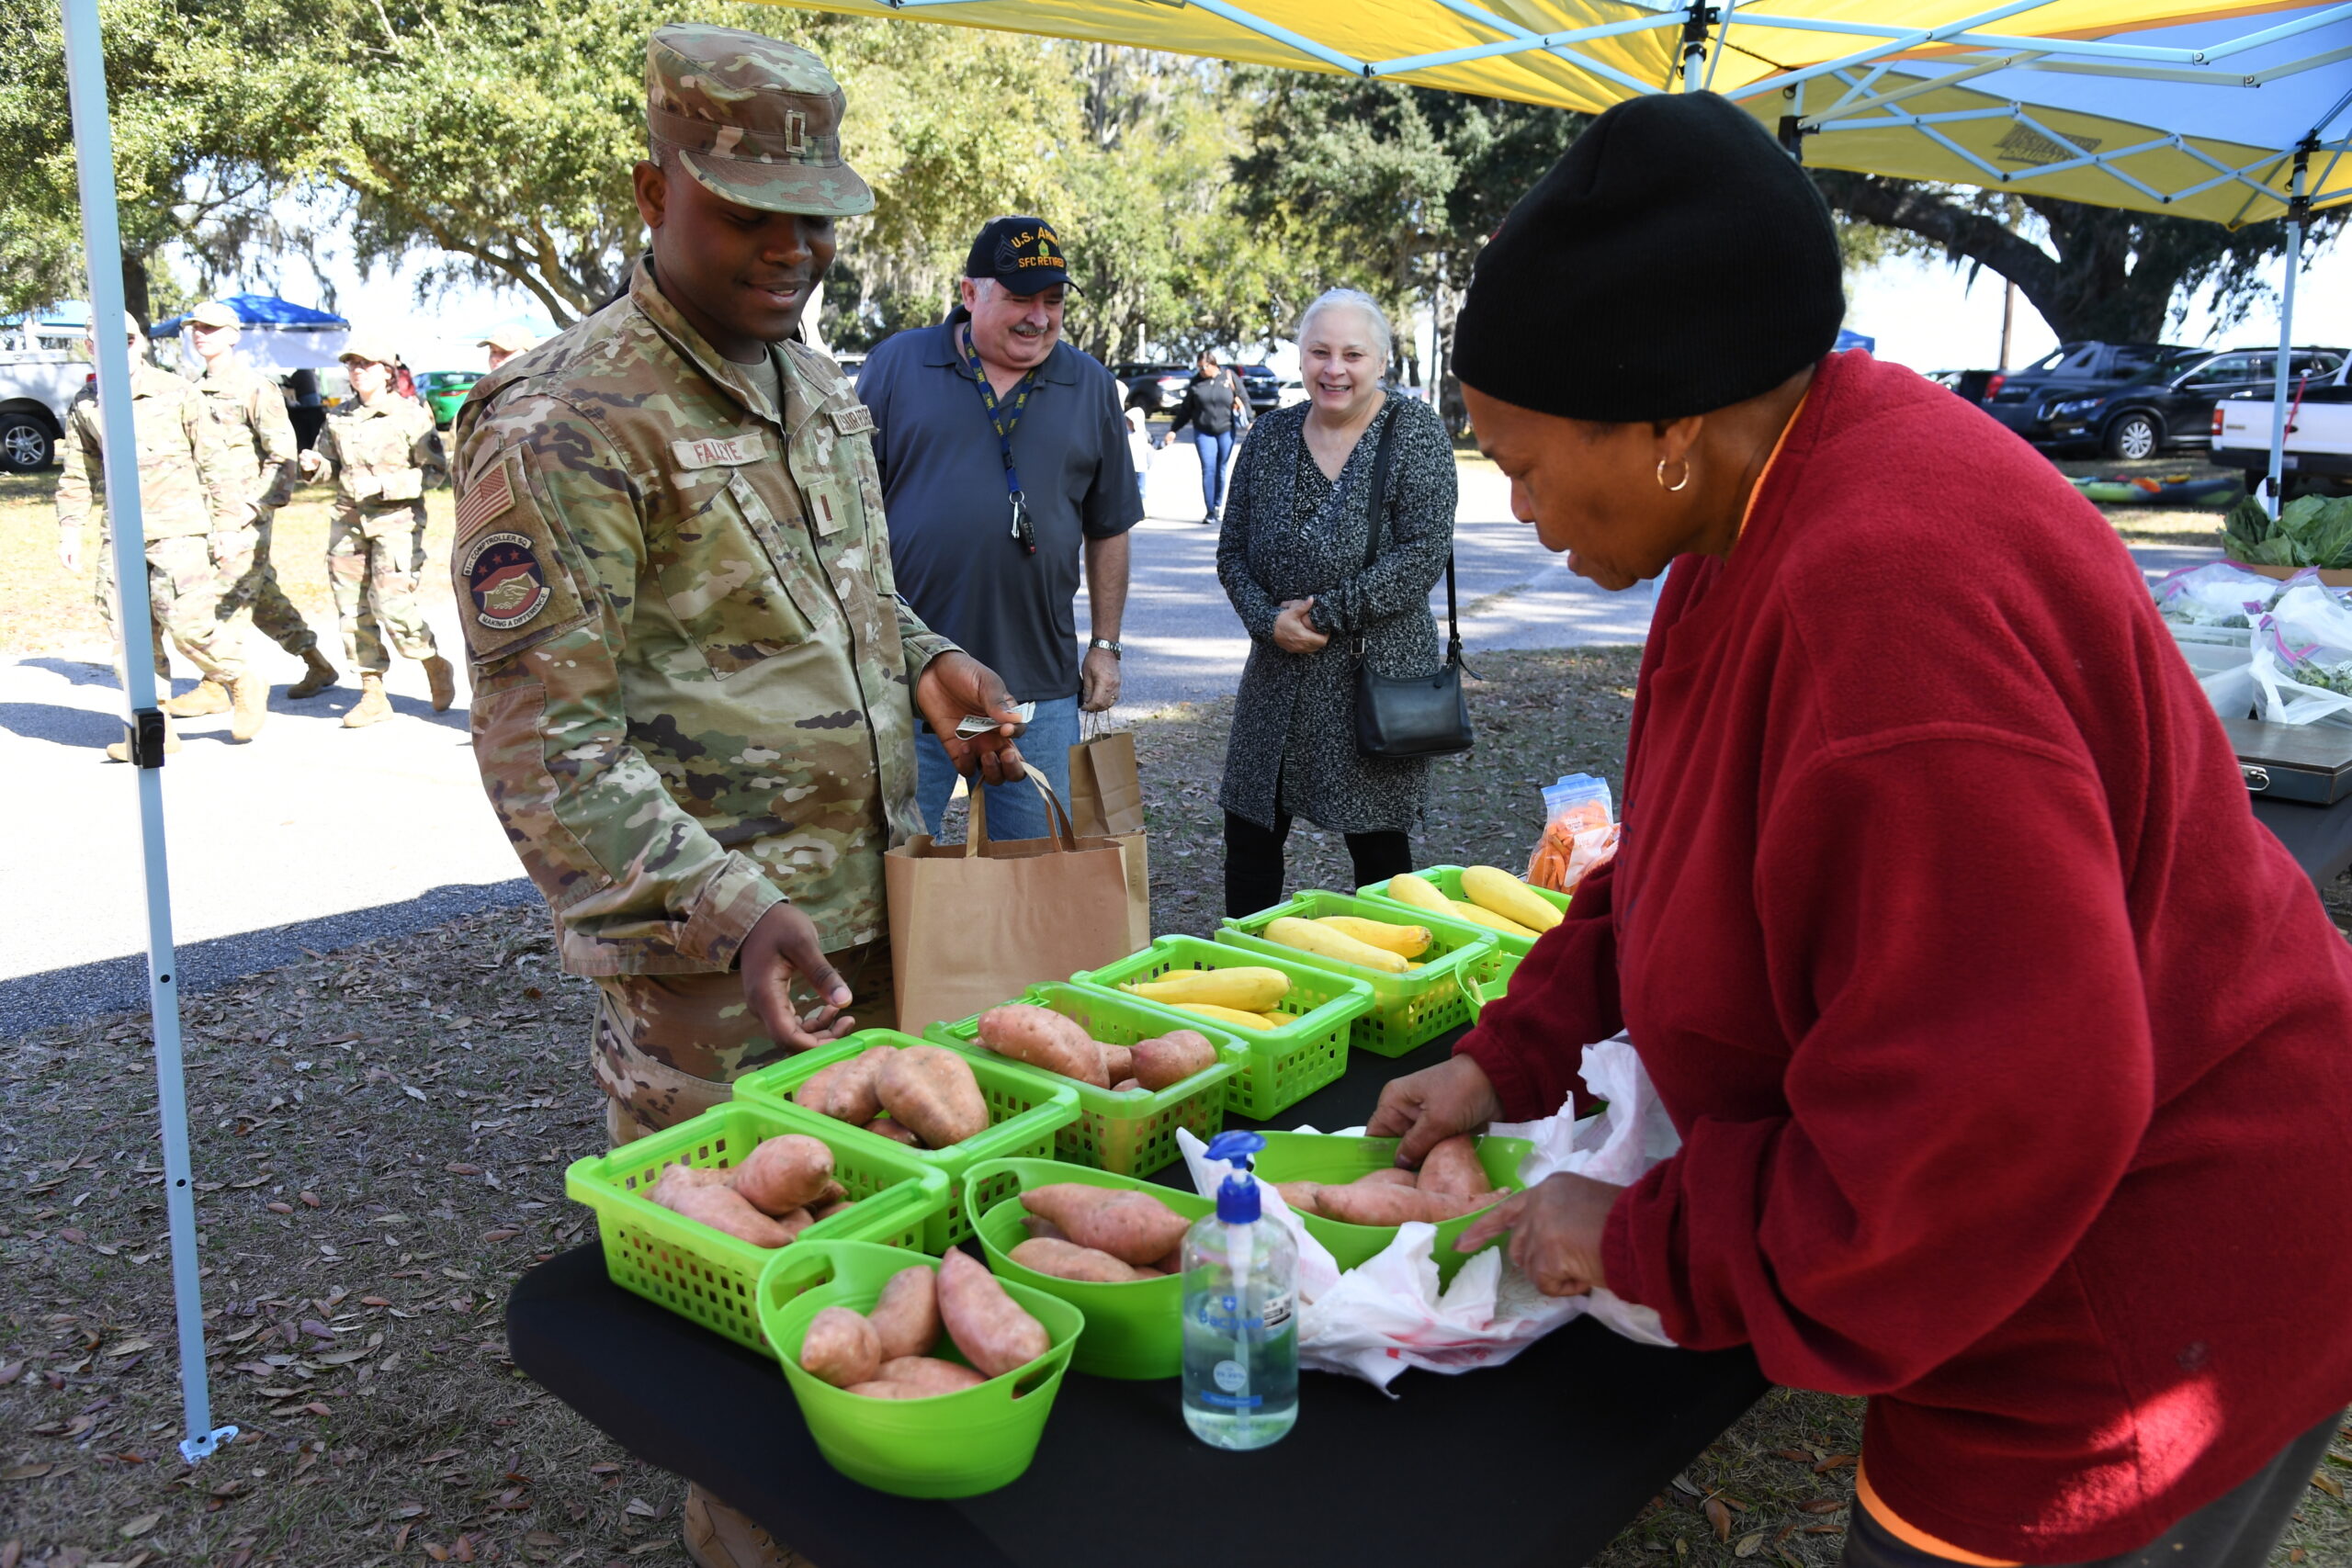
[2265, 143, 2311, 519]
[59, 0, 236, 1466]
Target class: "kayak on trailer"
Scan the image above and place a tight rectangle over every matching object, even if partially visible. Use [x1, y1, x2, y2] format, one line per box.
[2069, 474, 2241, 506]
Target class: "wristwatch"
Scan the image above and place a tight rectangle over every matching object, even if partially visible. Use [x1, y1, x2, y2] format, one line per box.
[1090, 637, 1123, 659]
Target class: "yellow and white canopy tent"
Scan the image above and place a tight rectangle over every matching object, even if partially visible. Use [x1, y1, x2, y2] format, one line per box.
[49, 0, 2349, 1463]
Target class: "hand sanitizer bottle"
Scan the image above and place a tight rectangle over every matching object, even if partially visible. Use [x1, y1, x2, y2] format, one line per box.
[1182, 1131, 1298, 1449]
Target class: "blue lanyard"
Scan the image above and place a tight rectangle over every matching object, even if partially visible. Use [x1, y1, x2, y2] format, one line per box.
[958, 325, 1039, 555]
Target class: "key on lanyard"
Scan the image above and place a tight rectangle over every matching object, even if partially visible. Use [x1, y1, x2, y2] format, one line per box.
[1009, 490, 1035, 554]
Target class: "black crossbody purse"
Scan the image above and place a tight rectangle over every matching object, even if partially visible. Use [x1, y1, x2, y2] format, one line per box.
[1349, 407, 1474, 759]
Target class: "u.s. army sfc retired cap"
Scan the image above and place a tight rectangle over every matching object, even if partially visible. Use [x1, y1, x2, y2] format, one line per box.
[645, 25, 875, 220]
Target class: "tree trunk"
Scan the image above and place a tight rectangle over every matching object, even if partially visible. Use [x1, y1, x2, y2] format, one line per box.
[119, 249, 153, 334]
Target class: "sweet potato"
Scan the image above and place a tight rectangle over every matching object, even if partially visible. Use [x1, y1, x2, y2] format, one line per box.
[1099, 1043, 1133, 1084]
[819, 1179, 848, 1205]
[875, 1356, 986, 1394]
[1020, 1184, 1190, 1267]
[875, 1045, 989, 1149]
[728, 1134, 834, 1217]
[862, 1116, 923, 1147]
[1274, 1180, 1326, 1216]
[650, 1164, 805, 1247]
[799, 1305, 880, 1388]
[937, 1247, 1049, 1378]
[1313, 1182, 1508, 1227]
[1010, 1237, 1148, 1282]
[974, 1004, 1109, 1088]
[1130, 1031, 1217, 1091]
[810, 1197, 856, 1222]
[865, 1265, 941, 1361]
[1148, 1245, 1182, 1275]
[1351, 1167, 1419, 1189]
[1415, 1134, 1493, 1199]
[1110, 1077, 1142, 1093]
[769, 1207, 818, 1242]
[1021, 1214, 1069, 1243]
[795, 1043, 895, 1124]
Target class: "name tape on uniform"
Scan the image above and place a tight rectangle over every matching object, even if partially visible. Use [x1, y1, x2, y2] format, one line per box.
[830, 405, 876, 436]
[671, 434, 764, 469]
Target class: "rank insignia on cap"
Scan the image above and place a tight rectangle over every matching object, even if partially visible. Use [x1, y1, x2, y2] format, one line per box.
[463, 531, 552, 631]
[456, 460, 515, 542]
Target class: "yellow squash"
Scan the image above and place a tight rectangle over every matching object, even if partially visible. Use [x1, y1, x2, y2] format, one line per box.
[1120, 966, 1290, 1011]
[1444, 899, 1541, 942]
[1383, 873, 1453, 915]
[1168, 1001, 1273, 1032]
[1461, 865, 1563, 933]
[1313, 914, 1430, 957]
[1261, 916, 1408, 974]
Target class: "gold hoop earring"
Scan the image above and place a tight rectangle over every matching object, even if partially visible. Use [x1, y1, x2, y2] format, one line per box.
[1657, 457, 1691, 492]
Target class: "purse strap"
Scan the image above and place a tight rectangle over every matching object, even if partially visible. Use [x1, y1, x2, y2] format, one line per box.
[1356, 400, 1460, 663]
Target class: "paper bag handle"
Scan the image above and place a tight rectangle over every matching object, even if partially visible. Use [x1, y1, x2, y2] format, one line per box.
[964, 770, 1080, 855]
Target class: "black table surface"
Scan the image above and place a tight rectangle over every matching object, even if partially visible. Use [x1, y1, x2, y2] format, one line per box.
[507, 1032, 1768, 1568]
[2251, 793, 2352, 886]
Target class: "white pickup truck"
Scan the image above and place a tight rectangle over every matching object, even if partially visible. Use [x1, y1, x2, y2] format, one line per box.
[0, 351, 91, 474]
[2212, 358, 2352, 497]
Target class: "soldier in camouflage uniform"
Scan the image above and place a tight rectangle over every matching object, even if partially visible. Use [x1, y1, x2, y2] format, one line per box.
[300, 333, 458, 726]
[165, 299, 339, 717]
[56, 313, 267, 755]
[451, 30, 1027, 1565]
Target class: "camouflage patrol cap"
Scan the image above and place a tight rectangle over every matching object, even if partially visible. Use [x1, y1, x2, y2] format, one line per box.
[477, 323, 536, 354]
[187, 300, 242, 330]
[645, 25, 875, 220]
[337, 332, 401, 367]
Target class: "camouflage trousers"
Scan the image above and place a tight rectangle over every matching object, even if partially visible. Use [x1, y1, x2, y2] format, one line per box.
[326, 504, 440, 675]
[593, 939, 896, 1147]
[215, 514, 319, 657]
[96, 531, 250, 686]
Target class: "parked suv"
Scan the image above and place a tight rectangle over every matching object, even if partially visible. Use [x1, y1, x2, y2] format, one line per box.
[2041, 345, 2346, 458]
[1980, 342, 2193, 446]
[1234, 364, 1280, 414]
[1111, 361, 1192, 412]
[0, 351, 89, 473]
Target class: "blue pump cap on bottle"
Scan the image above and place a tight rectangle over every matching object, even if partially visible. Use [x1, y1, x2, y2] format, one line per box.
[1205, 1131, 1266, 1224]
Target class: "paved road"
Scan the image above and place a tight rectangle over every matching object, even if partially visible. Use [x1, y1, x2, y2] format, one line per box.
[0, 444, 2213, 1032]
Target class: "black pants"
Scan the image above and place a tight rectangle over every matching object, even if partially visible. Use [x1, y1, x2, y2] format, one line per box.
[1223, 809, 1412, 920]
[1842, 1407, 2344, 1568]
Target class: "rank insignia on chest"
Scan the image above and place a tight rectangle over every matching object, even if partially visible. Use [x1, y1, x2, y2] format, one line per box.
[463, 531, 553, 630]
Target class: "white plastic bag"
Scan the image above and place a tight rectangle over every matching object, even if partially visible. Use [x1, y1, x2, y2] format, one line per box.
[1178, 1036, 1679, 1393]
[2252, 582, 2352, 728]
[2151, 560, 2287, 627]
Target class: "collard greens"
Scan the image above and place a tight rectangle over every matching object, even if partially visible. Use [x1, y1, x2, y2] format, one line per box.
[2226, 493, 2352, 570]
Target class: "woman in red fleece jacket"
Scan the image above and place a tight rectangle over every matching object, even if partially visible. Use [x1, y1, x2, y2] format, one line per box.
[1371, 94, 2352, 1566]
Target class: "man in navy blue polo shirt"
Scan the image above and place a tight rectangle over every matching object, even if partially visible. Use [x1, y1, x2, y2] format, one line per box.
[858, 216, 1141, 840]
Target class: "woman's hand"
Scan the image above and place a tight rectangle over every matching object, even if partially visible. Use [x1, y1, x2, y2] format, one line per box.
[1367, 1053, 1502, 1165]
[1272, 597, 1329, 654]
[1452, 1172, 1621, 1298]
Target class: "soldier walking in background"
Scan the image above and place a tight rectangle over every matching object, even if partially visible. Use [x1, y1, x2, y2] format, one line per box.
[169, 299, 338, 716]
[300, 333, 457, 728]
[478, 324, 535, 371]
[450, 28, 1025, 1565]
[55, 312, 266, 758]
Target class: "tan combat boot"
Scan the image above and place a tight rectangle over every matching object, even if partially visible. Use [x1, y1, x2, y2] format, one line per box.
[105, 714, 183, 763]
[230, 675, 269, 742]
[682, 1486, 809, 1568]
[162, 679, 229, 717]
[343, 674, 393, 728]
[423, 653, 457, 713]
[287, 647, 337, 699]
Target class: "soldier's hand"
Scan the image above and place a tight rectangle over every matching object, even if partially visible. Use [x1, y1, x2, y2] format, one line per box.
[915, 650, 1029, 788]
[740, 903, 859, 1052]
[298, 450, 325, 481]
[57, 531, 81, 574]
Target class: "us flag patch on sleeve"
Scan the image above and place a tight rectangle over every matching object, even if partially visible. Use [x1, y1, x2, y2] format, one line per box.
[455, 459, 515, 542]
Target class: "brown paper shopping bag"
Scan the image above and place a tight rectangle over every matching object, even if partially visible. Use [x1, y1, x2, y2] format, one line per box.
[1068, 725, 1152, 953]
[884, 773, 1143, 1033]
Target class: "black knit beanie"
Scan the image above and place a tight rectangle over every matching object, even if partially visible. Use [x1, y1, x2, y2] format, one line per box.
[1454, 92, 1843, 423]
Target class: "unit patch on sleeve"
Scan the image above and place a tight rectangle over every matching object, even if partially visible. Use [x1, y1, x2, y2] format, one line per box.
[463, 531, 553, 630]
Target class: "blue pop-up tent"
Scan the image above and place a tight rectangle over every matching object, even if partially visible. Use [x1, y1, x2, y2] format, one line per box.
[149, 293, 347, 335]
[151, 293, 351, 374]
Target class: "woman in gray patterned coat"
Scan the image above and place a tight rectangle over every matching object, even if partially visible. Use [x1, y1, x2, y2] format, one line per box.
[1217, 289, 1458, 918]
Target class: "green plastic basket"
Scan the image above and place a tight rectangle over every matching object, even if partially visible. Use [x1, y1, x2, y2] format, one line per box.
[958, 1156, 1206, 1380]
[732, 1030, 1080, 1251]
[1068, 935, 1374, 1121]
[925, 985, 1245, 1178]
[1461, 951, 1524, 1017]
[756, 1241, 1083, 1498]
[562, 1103, 948, 1358]
[1253, 1130, 1531, 1286]
[1216, 890, 1499, 1057]
[1355, 865, 1569, 961]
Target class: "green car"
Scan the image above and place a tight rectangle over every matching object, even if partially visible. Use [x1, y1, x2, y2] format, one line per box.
[416, 370, 483, 429]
